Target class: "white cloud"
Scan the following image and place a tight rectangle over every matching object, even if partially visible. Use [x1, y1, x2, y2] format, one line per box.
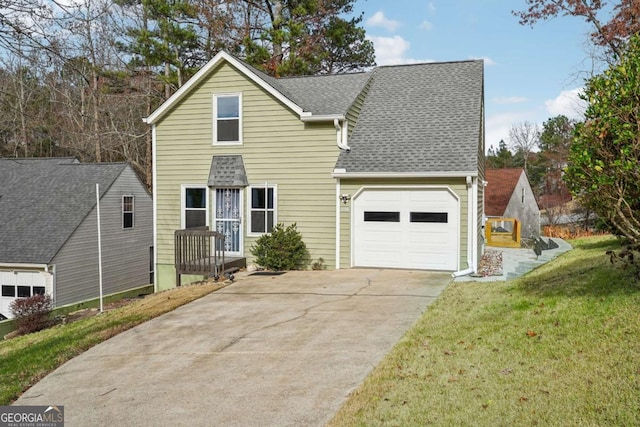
[420, 20, 433, 30]
[493, 96, 528, 105]
[470, 56, 496, 66]
[486, 110, 539, 148]
[367, 35, 432, 65]
[366, 11, 401, 32]
[544, 88, 587, 120]
[488, 88, 587, 150]
[428, 2, 436, 13]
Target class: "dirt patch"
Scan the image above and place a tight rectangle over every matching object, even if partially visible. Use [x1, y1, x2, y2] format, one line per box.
[62, 297, 143, 324]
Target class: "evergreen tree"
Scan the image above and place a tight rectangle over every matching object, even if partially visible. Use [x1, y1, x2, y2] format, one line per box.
[240, 0, 376, 76]
[486, 139, 516, 169]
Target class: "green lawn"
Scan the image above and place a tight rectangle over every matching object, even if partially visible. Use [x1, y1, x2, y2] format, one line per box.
[329, 236, 640, 426]
[0, 282, 223, 405]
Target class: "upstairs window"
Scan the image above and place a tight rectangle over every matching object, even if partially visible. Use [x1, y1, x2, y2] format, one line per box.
[214, 93, 242, 144]
[122, 195, 134, 229]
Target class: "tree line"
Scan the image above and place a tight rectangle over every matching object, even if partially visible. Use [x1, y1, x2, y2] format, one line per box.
[509, 0, 640, 266]
[0, 0, 375, 186]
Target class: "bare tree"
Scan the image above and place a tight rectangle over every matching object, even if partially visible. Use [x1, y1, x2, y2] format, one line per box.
[508, 121, 540, 175]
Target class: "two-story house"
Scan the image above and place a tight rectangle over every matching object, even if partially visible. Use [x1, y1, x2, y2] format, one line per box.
[145, 52, 485, 289]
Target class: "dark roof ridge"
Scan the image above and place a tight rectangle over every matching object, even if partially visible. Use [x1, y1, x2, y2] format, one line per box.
[1, 157, 78, 163]
[375, 58, 483, 70]
[273, 69, 373, 80]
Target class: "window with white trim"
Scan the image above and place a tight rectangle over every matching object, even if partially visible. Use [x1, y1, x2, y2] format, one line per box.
[214, 93, 242, 144]
[1, 285, 45, 298]
[249, 185, 276, 234]
[122, 195, 134, 229]
[182, 186, 208, 228]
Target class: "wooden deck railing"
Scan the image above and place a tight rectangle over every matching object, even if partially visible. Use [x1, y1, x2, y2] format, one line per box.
[485, 217, 521, 248]
[174, 227, 225, 286]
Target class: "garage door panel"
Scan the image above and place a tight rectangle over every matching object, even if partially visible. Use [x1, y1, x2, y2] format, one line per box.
[408, 229, 452, 245]
[358, 253, 403, 267]
[0, 270, 51, 319]
[354, 189, 458, 270]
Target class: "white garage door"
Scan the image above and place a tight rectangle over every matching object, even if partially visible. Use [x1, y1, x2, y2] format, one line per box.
[353, 188, 459, 270]
[0, 270, 51, 319]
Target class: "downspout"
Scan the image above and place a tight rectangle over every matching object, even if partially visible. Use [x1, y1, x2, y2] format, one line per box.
[152, 124, 158, 293]
[452, 176, 477, 277]
[334, 119, 350, 151]
[334, 119, 349, 269]
[49, 264, 56, 308]
[335, 179, 341, 269]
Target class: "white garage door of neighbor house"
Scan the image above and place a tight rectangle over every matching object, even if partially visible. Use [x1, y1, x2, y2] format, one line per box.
[0, 270, 50, 320]
[353, 188, 459, 270]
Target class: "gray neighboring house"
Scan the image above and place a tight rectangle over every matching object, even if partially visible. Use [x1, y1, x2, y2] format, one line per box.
[485, 168, 540, 239]
[0, 158, 152, 320]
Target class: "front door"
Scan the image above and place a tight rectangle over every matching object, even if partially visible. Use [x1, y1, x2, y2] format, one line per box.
[214, 188, 242, 255]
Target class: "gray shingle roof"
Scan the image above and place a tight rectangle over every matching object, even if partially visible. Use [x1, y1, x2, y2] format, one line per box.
[234, 57, 371, 116]
[335, 60, 484, 174]
[275, 73, 371, 116]
[208, 155, 248, 187]
[0, 158, 128, 264]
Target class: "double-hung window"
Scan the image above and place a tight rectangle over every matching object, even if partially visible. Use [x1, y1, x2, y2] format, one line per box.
[214, 93, 242, 144]
[122, 195, 134, 229]
[249, 185, 276, 234]
[182, 186, 207, 228]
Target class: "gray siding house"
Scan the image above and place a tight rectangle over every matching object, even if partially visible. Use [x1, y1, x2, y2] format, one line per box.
[0, 158, 152, 319]
[485, 168, 540, 239]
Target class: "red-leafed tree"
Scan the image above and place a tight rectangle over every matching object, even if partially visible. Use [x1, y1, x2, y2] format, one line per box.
[513, 0, 640, 60]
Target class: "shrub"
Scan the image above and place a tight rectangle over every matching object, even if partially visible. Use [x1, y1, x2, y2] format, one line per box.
[312, 257, 326, 270]
[250, 223, 310, 271]
[10, 293, 53, 335]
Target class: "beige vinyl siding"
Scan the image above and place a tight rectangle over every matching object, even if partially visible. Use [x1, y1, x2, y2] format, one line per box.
[155, 62, 340, 288]
[338, 178, 469, 269]
[52, 167, 153, 306]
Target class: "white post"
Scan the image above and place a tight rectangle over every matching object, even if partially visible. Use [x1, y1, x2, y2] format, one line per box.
[96, 183, 104, 313]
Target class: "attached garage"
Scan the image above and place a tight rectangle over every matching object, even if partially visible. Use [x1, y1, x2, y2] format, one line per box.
[0, 269, 53, 319]
[352, 187, 459, 271]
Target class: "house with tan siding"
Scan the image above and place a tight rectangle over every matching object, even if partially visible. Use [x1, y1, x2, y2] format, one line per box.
[145, 51, 485, 290]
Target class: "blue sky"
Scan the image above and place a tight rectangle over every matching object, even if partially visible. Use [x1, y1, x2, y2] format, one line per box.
[354, 0, 594, 151]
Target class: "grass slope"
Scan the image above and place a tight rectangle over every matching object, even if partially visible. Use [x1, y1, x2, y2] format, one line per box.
[0, 282, 223, 405]
[329, 236, 640, 426]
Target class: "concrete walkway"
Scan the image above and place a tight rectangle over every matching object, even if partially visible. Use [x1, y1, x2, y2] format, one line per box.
[14, 269, 451, 427]
[455, 237, 573, 282]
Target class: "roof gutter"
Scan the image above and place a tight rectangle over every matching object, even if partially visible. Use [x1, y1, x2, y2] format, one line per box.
[0, 262, 50, 271]
[301, 114, 345, 123]
[331, 170, 478, 179]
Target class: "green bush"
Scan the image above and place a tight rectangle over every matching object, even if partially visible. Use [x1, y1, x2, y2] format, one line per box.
[10, 293, 53, 335]
[250, 223, 310, 271]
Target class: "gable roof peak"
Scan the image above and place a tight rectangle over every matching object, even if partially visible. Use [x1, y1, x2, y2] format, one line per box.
[145, 50, 374, 124]
[0, 160, 132, 264]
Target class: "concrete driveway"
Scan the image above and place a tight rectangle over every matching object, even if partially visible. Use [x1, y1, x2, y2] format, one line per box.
[15, 269, 451, 426]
